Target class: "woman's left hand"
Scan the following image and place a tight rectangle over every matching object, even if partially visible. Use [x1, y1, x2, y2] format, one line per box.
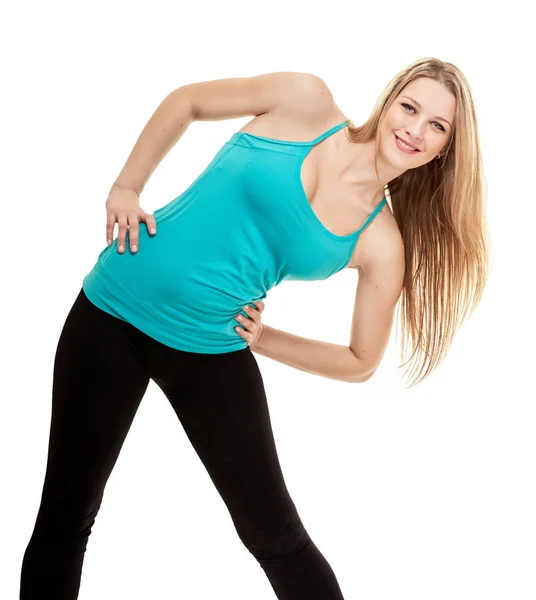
[234, 302, 265, 349]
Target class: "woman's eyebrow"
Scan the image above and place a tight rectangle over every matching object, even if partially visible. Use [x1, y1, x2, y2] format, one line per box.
[400, 95, 452, 127]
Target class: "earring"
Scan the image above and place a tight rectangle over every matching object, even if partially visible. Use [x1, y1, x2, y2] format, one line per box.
[436, 154, 441, 160]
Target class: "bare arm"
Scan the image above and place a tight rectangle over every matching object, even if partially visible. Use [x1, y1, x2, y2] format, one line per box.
[112, 90, 194, 195]
[348, 226, 406, 380]
[111, 71, 330, 195]
[252, 326, 365, 383]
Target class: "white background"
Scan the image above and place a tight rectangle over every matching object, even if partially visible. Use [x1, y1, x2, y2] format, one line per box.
[2, 1, 534, 599]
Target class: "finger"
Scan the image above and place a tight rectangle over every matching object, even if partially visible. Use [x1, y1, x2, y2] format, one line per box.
[247, 309, 262, 329]
[235, 314, 251, 332]
[239, 314, 259, 337]
[245, 320, 259, 338]
[143, 212, 157, 236]
[128, 212, 139, 253]
[242, 329, 254, 345]
[106, 213, 116, 246]
[235, 323, 255, 345]
[243, 306, 258, 325]
[117, 217, 128, 253]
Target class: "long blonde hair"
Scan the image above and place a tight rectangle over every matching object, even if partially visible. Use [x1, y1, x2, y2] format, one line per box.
[347, 58, 491, 388]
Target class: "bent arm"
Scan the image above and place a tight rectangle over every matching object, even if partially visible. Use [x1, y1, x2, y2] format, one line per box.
[349, 227, 406, 380]
[112, 71, 330, 195]
[252, 325, 368, 383]
[252, 325, 366, 383]
[112, 89, 194, 195]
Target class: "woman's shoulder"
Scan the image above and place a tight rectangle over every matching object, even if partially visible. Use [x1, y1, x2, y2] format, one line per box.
[238, 101, 348, 143]
[347, 203, 402, 271]
[240, 73, 348, 140]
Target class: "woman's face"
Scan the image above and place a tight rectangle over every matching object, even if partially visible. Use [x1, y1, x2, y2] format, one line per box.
[380, 77, 456, 169]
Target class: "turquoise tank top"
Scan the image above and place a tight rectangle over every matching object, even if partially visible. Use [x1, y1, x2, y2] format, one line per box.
[82, 119, 387, 353]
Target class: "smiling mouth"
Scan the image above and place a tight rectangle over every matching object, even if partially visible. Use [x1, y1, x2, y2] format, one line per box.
[394, 134, 421, 152]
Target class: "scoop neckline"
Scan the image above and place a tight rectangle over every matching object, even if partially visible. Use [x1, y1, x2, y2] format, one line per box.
[297, 186, 387, 242]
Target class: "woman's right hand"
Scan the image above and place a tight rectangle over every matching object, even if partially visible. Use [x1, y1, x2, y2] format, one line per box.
[105, 184, 157, 253]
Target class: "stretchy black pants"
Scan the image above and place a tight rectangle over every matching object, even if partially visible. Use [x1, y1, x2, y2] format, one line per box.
[20, 288, 345, 599]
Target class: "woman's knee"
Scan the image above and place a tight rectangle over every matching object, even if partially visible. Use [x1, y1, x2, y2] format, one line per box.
[33, 498, 102, 539]
[230, 486, 311, 560]
[238, 514, 311, 560]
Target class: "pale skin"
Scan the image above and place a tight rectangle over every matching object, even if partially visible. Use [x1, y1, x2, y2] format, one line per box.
[105, 72, 456, 381]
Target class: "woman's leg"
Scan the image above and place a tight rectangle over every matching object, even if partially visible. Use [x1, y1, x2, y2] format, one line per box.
[20, 289, 151, 599]
[146, 343, 345, 599]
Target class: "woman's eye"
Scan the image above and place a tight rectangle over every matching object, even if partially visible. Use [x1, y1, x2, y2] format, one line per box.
[401, 103, 445, 132]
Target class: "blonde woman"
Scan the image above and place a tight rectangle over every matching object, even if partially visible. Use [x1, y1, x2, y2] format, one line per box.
[20, 58, 489, 599]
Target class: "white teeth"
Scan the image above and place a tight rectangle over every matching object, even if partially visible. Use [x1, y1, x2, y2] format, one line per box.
[396, 135, 417, 151]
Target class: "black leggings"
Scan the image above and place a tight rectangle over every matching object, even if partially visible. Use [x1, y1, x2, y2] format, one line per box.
[20, 288, 345, 599]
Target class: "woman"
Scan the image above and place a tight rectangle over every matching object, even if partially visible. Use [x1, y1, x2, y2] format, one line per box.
[20, 58, 490, 599]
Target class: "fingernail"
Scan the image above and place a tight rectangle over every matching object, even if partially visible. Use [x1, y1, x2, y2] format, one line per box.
[107, 239, 112, 246]
[150, 228, 156, 234]
[132, 245, 137, 252]
[119, 245, 124, 252]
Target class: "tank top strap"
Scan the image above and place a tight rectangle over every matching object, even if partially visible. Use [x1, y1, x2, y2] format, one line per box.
[357, 197, 388, 235]
[310, 120, 349, 145]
